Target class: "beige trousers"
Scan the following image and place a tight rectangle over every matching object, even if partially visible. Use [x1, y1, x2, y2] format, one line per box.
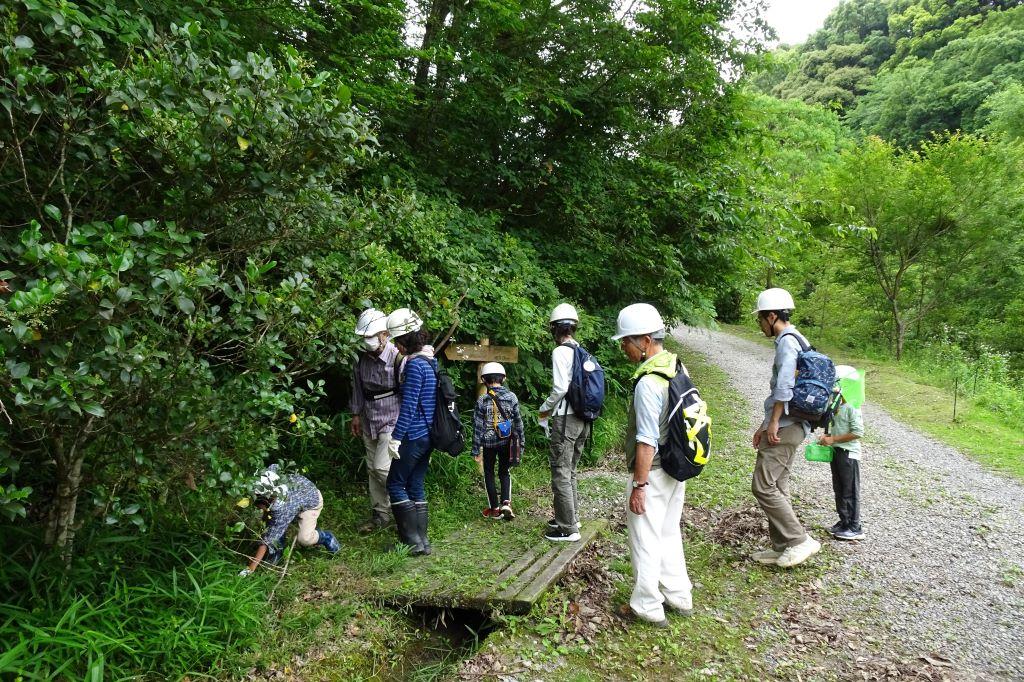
[296, 491, 324, 546]
[752, 423, 809, 551]
[362, 430, 393, 517]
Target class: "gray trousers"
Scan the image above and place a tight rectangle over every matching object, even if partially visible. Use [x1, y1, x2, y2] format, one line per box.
[549, 414, 590, 533]
[752, 423, 809, 551]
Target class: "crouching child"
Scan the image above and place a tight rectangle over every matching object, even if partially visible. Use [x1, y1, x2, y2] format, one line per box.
[239, 465, 340, 576]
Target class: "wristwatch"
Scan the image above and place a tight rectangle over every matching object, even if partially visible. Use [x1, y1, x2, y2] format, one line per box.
[631, 480, 649, 489]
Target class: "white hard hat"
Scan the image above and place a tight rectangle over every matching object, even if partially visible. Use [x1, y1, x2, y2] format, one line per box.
[480, 362, 506, 377]
[386, 308, 423, 336]
[753, 288, 795, 314]
[612, 303, 665, 340]
[549, 303, 579, 324]
[355, 308, 388, 336]
[835, 364, 858, 381]
[252, 466, 288, 499]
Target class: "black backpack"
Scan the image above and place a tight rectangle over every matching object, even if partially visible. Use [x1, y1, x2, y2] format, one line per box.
[639, 360, 712, 482]
[414, 357, 466, 457]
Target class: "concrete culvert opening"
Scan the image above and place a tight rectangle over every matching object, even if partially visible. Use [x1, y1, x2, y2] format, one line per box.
[410, 605, 501, 645]
[392, 605, 502, 680]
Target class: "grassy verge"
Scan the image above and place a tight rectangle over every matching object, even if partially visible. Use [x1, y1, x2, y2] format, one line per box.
[228, 403, 630, 680]
[722, 323, 1024, 481]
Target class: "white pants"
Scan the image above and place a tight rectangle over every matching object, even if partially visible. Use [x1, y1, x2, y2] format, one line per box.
[362, 430, 393, 517]
[625, 468, 692, 622]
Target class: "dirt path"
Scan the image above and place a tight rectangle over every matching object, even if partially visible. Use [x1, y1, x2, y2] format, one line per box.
[675, 326, 1024, 680]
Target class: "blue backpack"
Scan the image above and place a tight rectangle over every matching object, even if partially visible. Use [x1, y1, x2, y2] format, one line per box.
[783, 331, 836, 430]
[561, 342, 605, 422]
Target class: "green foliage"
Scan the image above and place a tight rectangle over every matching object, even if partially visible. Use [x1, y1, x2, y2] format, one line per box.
[0, 0, 803, 676]
[804, 134, 1024, 361]
[849, 7, 1024, 145]
[714, 91, 852, 314]
[0, 447, 31, 521]
[0, 0, 382, 552]
[980, 81, 1024, 141]
[763, 0, 1024, 138]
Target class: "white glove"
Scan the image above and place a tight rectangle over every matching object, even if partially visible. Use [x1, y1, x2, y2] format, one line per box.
[388, 439, 402, 460]
[238, 568, 252, 577]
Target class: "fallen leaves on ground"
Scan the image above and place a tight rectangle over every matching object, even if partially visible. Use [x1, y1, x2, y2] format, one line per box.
[779, 581, 959, 681]
[706, 505, 768, 547]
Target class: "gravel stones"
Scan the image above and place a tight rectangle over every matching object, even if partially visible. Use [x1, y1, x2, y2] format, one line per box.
[675, 326, 1024, 680]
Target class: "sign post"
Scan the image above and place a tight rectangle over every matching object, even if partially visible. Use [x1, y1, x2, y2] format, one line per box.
[443, 338, 519, 397]
[444, 338, 519, 469]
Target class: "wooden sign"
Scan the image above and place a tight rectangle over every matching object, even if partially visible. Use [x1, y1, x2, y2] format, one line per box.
[443, 338, 520, 407]
[443, 342, 518, 364]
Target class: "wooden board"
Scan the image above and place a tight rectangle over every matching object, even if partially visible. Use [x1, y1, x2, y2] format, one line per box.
[380, 519, 605, 614]
[443, 343, 519, 363]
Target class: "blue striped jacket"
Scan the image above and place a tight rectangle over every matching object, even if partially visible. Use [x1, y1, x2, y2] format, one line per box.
[392, 355, 437, 442]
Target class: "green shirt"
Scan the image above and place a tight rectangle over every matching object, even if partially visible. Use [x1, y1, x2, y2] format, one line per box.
[831, 402, 864, 459]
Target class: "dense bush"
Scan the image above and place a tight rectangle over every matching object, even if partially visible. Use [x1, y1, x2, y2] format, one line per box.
[2, 0, 760, 563]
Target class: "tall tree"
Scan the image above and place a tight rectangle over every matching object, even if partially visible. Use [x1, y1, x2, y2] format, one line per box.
[815, 135, 1024, 359]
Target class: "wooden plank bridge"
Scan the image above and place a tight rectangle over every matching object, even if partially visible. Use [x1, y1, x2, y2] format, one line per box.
[375, 519, 606, 614]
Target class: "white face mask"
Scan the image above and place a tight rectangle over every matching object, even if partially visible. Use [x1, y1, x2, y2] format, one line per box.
[361, 336, 381, 352]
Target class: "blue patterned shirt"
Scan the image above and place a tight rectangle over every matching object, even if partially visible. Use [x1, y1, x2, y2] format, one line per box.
[261, 473, 322, 546]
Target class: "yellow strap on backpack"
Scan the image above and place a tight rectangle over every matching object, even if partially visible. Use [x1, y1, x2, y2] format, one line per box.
[490, 391, 500, 434]
[683, 401, 711, 465]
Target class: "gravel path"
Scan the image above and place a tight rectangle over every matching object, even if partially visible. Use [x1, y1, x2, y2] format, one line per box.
[675, 326, 1024, 680]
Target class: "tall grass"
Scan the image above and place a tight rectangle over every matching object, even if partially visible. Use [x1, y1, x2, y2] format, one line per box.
[0, 531, 267, 680]
[898, 340, 1024, 425]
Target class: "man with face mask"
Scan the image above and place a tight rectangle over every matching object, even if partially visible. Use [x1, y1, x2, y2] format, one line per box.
[349, 308, 402, 533]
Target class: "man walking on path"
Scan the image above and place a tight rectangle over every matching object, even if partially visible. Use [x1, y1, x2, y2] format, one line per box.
[539, 303, 589, 542]
[614, 303, 692, 627]
[349, 308, 402, 533]
[750, 288, 821, 568]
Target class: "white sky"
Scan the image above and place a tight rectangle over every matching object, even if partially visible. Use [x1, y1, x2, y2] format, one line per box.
[762, 0, 845, 46]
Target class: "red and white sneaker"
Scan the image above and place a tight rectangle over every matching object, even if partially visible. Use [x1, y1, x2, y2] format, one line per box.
[500, 502, 515, 520]
[482, 507, 502, 519]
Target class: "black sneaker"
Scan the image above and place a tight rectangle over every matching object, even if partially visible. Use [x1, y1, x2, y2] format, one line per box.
[828, 522, 845, 535]
[544, 528, 581, 542]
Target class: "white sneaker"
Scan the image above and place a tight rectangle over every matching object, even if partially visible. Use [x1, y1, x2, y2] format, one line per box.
[750, 548, 784, 565]
[775, 537, 821, 568]
[664, 595, 693, 615]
